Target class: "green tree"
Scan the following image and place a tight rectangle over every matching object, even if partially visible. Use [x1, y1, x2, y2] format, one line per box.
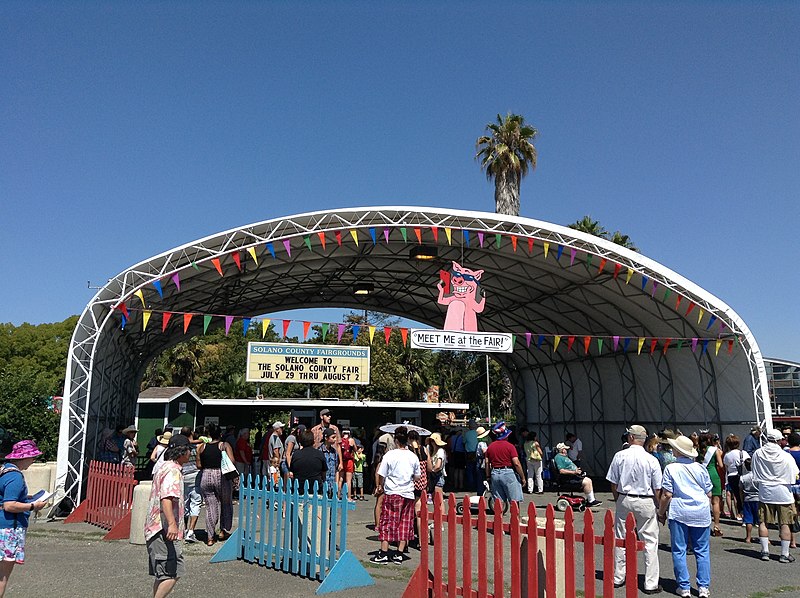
[476, 113, 539, 216]
[609, 231, 638, 251]
[569, 215, 608, 238]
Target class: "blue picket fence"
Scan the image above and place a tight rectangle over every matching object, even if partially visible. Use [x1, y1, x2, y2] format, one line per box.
[211, 475, 374, 594]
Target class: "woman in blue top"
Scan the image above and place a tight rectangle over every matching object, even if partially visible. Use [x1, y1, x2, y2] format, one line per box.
[657, 435, 713, 598]
[1, 440, 49, 597]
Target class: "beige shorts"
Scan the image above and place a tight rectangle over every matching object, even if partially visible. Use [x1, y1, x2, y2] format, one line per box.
[758, 502, 796, 526]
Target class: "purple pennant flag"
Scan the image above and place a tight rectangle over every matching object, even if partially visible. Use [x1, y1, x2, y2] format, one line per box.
[282, 239, 292, 257]
[242, 318, 251, 336]
[477, 231, 484, 247]
[641, 275, 649, 291]
[266, 242, 276, 259]
[525, 332, 531, 347]
[691, 338, 698, 352]
[570, 248, 577, 266]
[623, 337, 631, 352]
[651, 281, 658, 297]
[705, 315, 717, 330]
[337, 324, 345, 343]
[613, 336, 620, 351]
[224, 315, 234, 335]
[383, 228, 390, 243]
[171, 273, 181, 292]
[719, 321, 727, 333]
[152, 279, 163, 299]
[369, 229, 376, 246]
[557, 245, 564, 260]
[537, 335, 545, 349]
[351, 325, 360, 340]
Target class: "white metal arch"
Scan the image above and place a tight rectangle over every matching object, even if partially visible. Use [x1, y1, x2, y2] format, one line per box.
[57, 207, 771, 499]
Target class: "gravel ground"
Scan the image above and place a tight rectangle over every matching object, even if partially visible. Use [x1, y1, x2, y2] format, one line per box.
[8, 491, 800, 597]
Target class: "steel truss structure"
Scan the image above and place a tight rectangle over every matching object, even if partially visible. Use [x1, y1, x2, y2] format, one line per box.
[58, 207, 772, 500]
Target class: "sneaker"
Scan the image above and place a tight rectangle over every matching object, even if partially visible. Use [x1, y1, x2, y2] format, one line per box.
[370, 551, 390, 564]
[698, 587, 710, 598]
[184, 530, 198, 543]
[642, 585, 663, 595]
[778, 554, 796, 563]
[761, 552, 770, 561]
[677, 589, 691, 598]
[587, 499, 603, 508]
[391, 552, 404, 564]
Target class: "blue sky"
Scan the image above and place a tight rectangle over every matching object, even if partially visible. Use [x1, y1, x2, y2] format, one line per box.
[2, 2, 798, 361]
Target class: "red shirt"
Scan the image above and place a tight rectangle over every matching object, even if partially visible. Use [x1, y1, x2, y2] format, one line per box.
[485, 439, 518, 468]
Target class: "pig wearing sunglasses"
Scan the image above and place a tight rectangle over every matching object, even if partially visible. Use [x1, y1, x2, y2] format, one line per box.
[437, 261, 485, 331]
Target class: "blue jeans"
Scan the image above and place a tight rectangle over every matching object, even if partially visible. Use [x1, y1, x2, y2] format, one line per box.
[490, 468, 523, 504]
[668, 519, 711, 591]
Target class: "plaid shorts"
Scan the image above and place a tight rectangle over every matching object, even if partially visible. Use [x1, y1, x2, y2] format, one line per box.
[0, 527, 26, 564]
[377, 493, 416, 543]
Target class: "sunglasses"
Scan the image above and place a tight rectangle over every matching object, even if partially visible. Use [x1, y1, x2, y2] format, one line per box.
[452, 271, 480, 283]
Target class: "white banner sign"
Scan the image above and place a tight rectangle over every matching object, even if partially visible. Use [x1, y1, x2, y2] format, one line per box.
[409, 329, 513, 353]
[246, 342, 370, 385]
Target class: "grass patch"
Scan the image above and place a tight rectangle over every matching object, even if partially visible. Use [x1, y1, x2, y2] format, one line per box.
[747, 588, 800, 598]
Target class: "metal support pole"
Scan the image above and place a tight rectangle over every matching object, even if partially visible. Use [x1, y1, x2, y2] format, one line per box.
[486, 354, 491, 425]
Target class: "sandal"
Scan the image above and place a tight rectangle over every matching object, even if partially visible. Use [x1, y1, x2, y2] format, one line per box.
[711, 528, 723, 537]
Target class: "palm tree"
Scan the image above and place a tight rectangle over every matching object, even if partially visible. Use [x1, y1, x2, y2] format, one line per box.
[476, 113, 539, 216]
[569, 215, 608, 238]
[609, 231, 638, 252]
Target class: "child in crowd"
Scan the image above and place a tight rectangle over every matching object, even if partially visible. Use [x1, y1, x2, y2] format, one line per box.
[353, 444, 366, 500]
[739, 457, 760, 544]
[269, 456, 281, 489]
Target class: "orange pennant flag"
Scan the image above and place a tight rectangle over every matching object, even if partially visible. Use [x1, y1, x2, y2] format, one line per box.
[527, 237, 534, 254]
[142, 310, 151, 331]
[303, 321, 310, 340]
[662, 338, 671, 355]
[211, 258, 223, 277]
[183, 313, 193, 333]
[597, 258, 607, 275]
[317, 231, 326, 250]
[162, 312, 172, 332]
[431, 227, 439, 242]
[282, 320, 291, 337]
[583, 336, 591, 354]
[510, 235, 518, 252]
[400, 328, 408, 347]
[567, 336, 575, 352]
[414, 228, 422, 244]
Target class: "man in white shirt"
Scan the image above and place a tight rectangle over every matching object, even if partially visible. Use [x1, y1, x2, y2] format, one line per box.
[566, 432, 583, 465]
[370, 426, 421, 565]
[751, 428, 800, 563]
[606, 425, 663, 594]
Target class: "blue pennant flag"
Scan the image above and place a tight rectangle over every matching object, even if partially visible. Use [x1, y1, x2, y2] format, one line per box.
[266, 242, 276, 259]
[152, 279, 163, 299]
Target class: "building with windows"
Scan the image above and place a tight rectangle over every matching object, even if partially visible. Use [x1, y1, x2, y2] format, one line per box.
[766, 358, 800, 427]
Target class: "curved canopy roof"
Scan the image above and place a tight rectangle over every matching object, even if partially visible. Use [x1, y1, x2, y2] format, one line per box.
[58, 207, 771, 497]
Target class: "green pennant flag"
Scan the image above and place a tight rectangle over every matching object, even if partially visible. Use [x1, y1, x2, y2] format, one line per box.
[400, 227, 408, 243]
[191, 261, 200, 271]
[304, 235, 312, 251]
[495, 233, 501, 248]
[586, 254, 593, 268]
[596, 337, 603, 353]
[677, 339, 684, 350]
[663, 288, 671, 303]
[203, 315, 212, 335]
[322, 322, 329, 338]
[511, 334, 516, 347]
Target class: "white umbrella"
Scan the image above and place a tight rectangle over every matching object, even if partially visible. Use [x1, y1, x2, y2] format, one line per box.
[379, 423, 432, 436]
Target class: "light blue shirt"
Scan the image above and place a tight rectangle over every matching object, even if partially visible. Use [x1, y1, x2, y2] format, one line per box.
[662, 457, 713, 527]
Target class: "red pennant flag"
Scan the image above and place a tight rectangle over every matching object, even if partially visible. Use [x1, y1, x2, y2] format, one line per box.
[335, 231, 342, 246]
[116, 302, 129, 319]
[400, 328, 408, 346]
[597, 258, 607, 275]
[183, 313, 193, 333]
[527, 237, 534, 254]
[384, 327, 392, 345]
[282, 320, 291, 337]
[232, 252, 242, 271]
[650, 339, 658, 354]
[662, 338, 671, 355]
[211, 258, 223, 277]
[510, 235, 518, 252]
[583, 336, 591, 354]
[431, 226, 439, 242]
[317, 232, 326, 250]
[727, 339, 734, 354]
[685, 302, 696, 317]
[567, 336, 575, 352]
[302, 321, 310, 340]
[613, 263, 622, 280]
[414, 228, 422, 244]
[162, 312, 173, 332]
[675, 296, 683, 311]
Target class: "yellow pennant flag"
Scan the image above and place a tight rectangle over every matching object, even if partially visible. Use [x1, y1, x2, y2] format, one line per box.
[369, 326, 376, 343]
[142, 310, 151, 331]
[715, 339, 722, 356]
[247, 247, 258, 266]
[626, 268, 634, 284]
[553, 335, 561, 352]
[543, 242, 550, 259]
[445, 228, 452, 245]
[697, 308, 705, 325]
[349, 229, 359, 246]
[134, 289, 146, 308]
[261, 318, 271, 338]
[637, 337, 645, 355]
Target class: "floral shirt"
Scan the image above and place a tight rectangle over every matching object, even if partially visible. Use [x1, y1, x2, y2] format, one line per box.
[144, 460, 184, 542]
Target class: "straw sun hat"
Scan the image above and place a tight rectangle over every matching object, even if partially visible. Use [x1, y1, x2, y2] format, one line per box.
[666, 435, 698, 458]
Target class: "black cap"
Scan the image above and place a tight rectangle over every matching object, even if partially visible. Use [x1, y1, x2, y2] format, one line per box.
[323, 427, 337, 438]
[168, 434, 190, 449]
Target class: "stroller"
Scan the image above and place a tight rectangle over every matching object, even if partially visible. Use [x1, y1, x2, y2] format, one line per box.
[455, 479, 510, 516]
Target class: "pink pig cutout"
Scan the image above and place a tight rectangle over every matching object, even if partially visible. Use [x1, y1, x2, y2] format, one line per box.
[437, 261, 485, 332]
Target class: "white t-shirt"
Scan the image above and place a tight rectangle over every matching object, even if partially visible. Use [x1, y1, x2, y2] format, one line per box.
[568, 438, 583, 462]
[722, 449, 749, 479]
[378, 448, 421, 499]
[432, 447, 448, 477]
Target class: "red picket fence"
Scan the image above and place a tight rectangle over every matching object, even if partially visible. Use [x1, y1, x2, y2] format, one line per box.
[64, 460, 138, 540]
[403, 492, 644, 598]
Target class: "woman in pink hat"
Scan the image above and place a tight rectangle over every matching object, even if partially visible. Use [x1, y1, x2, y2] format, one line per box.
[1, 440, 49, 597]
